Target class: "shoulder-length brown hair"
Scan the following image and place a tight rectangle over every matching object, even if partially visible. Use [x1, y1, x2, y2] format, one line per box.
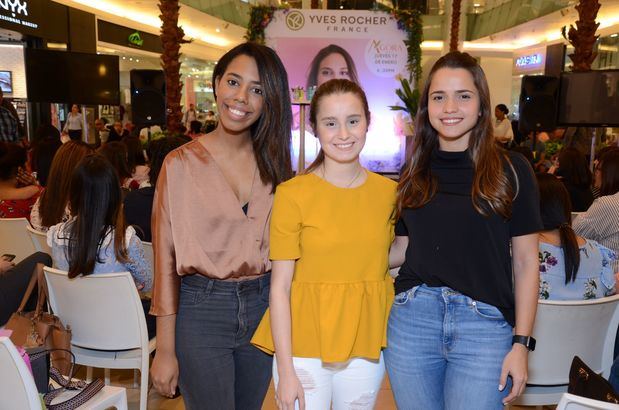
[212, 42, 293, 192]
[397, 51, 514, 218]
[304, 79, 370, 174]
[39, 140, 93, 228]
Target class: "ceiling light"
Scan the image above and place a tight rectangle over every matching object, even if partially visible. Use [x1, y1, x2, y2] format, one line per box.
[611, 34, 618, 38]
[215, 28, 221, 33]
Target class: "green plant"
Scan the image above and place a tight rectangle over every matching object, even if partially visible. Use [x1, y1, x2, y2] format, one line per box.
[389, 77, 420, 118]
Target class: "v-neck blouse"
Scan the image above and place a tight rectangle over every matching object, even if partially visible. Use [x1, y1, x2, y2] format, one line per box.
[150, 139, 273, 316]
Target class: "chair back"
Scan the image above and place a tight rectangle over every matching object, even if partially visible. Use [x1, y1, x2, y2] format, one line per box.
[141, 241, 153, 271]
[528, 294, 619, 385]
[0, 337, 40, 410]
[26, 225, 51, 255]
[557, 393, 619, 410]
[43, 267, 148, 351]
[0, 218, 37, 264]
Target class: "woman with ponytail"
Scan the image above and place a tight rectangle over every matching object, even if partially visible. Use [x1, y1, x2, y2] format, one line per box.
[537, 173, 616, 300]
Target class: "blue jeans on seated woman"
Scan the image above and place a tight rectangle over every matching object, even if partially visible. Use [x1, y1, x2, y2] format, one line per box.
[175, 273, 272, 410]
[384, 285, 513, 410]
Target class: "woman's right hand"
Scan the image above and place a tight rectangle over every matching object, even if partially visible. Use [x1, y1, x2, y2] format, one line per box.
[276, 372, 305, 410]
[150, 350, 179, 398]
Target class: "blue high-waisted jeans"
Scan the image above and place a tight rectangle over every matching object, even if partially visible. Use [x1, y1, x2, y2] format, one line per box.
[384, 285, 513, 410]
[175, 273, 273, 410]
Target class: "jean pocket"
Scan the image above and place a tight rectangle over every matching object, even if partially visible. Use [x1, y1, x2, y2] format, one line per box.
[393, 290, 411, 306]
[471, 300, 504, 320]
[179, 278, 213, 306]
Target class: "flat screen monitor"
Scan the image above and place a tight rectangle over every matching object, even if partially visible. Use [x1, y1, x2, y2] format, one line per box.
[0, 71, 12, 93]
[25, 49, 120, 105]
[557, 70, 619, 127]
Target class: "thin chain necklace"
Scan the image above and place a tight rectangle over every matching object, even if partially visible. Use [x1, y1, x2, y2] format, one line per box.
[321, 164, 363, 188]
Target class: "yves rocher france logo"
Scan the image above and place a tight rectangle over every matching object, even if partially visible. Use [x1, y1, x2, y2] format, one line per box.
[285, 10, 305, 31]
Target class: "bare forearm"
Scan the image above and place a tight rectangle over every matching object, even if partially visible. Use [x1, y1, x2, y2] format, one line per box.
[270, 285, 295, 376]
[389, 236, 408, 269]
[156, 314, 177, 355]
[512, 235, 539, 336]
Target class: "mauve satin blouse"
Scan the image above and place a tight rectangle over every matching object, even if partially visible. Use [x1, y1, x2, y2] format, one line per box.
[150, 139, 273, 316]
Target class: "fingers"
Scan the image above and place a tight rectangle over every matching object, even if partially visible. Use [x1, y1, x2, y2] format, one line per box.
[498, 365, 508, 392]
[298, 388, 306, 410]
[502, 373, 527, 404]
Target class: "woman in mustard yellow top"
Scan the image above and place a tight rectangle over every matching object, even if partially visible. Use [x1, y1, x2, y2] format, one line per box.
[251, 79, 396, 410]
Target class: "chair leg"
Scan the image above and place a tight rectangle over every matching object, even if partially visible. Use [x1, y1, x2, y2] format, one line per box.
[104, 368, 110, 385]
[134, 369, 139, 388]
[86, 366, 93, 383]
[140, 367, 149, 410]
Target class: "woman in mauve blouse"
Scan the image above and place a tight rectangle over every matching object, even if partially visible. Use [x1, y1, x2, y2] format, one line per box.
[149, 43, 293, 410]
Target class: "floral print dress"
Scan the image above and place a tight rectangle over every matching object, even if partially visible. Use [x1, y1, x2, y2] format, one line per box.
[539, 239, 617, 300]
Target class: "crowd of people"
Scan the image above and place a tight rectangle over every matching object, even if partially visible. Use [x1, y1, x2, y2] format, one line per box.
[0, 42, 618, 410]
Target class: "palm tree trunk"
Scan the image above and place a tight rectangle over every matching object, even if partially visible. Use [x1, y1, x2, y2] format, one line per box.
[449, 0, 462, 52]
[159, 0, 189, 133]
[566, 0, 601, 72]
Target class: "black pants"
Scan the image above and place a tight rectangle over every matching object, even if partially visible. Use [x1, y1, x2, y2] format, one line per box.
[0, 252, 52, 325]
[68, 130, 82, 140]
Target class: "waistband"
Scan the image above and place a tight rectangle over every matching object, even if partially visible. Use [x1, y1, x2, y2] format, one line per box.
[182, 271, 271, 293]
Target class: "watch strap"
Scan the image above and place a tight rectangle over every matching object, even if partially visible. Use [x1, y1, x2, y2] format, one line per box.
[512, 335, 536, 351]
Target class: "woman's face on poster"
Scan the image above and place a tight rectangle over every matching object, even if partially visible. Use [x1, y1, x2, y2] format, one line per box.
[317, 53, 351, 87]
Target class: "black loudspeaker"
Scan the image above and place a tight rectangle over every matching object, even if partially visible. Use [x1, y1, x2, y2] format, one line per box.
[130, 70, 166, 127]
[518, 75, 559, 133]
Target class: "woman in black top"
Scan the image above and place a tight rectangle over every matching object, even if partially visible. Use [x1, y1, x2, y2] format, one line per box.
[385, 52, 542, 410]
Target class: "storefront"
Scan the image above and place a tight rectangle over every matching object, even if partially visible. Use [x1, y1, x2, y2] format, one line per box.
[511, 46, 546, 120]
[97, 20, 217, 125]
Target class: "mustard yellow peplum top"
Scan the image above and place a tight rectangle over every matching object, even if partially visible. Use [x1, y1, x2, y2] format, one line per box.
[251, 171, 396, 363]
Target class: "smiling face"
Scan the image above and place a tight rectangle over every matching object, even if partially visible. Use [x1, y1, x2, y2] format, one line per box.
[428, 67, 480, 151]
[316, 53, 351, 87]
[215, 54, 264, 135]
[314, 92, 367, 165]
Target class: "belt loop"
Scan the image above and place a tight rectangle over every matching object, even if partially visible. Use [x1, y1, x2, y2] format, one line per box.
[260, 271, 271, 293]
[410, 285, 420, 299]
[205, 279, 214, 295]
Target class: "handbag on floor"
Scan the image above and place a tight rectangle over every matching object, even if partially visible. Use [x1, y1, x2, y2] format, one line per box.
[568, 355, 619, 404]
[4, 263, 72, 375]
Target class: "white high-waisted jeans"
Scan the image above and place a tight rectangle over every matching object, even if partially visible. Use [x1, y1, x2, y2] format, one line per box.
[273, 353, 385, 410]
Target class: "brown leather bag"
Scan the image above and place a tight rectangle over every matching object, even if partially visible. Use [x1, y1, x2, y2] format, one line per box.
[568, 355, 619, 404]
[5, 263, 72, 375]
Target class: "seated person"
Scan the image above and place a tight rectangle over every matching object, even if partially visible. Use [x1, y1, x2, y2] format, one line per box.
[0, 142, 42, 219]
[122, 137, 150, 190]
[47, 154, 154, 337]
[0, 252, 52, 326]
[124, 136, 188, 241]
[537, 174, 616, 300]
[555, 147, 594, 212]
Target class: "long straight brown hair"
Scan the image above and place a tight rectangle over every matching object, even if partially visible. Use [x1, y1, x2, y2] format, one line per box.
[397, 51, 514, 218]
[39, 141, 93, 228]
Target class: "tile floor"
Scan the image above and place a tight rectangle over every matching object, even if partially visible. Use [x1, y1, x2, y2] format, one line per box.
[90, 367, 551, 410]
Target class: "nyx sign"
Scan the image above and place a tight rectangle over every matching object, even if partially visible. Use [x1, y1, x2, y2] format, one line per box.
[0, 0, 29, 17]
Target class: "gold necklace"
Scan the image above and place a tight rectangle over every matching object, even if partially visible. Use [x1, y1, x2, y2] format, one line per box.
[322, 164, 363, 188]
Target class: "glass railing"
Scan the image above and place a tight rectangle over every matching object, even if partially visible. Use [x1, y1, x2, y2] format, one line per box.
[467, 0, 572, 40]
[181, 0, 253, 27]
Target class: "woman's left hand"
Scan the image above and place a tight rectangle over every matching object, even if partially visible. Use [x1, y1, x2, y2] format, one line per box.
[16, 167, 37, 187]
[499, 343, 528, 404]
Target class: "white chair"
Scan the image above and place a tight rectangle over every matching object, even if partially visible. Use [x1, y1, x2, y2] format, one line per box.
[142, 241, 154, 270]
[43, 267, 156, 410]
[26, 224, 51, 255]
[0, 336, 128, 410]
[514, 294, 619, 406]
[0, 218, 37, 263]
[557, 392, 619, 410]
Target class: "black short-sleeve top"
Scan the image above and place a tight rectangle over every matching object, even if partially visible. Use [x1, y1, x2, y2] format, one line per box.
[395, 149, 543, 326]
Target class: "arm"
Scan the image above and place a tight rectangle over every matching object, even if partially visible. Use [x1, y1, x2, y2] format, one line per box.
[270, 259, 305, 410]
[501, 233, 539, 404]
[149, 158, 181, 397]
[389, 236, 408, 269]
[125, 233, 152, 292]
[573, 199, 606, 241]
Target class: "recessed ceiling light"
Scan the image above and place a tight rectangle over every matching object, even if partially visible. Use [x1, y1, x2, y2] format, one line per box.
[611, 33, 618, 38]
[215, 28, 220, 33]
